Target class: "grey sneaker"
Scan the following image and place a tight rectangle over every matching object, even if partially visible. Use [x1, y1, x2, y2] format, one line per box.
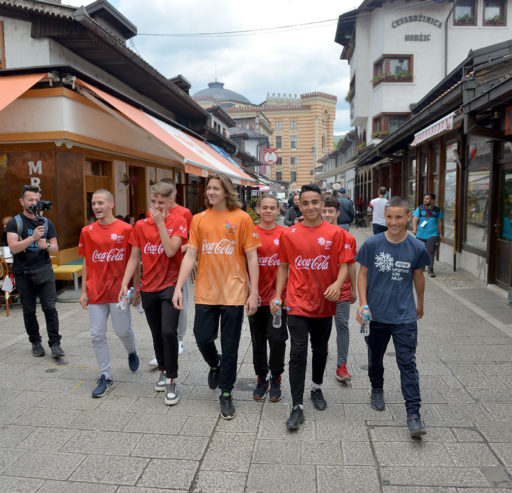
[407, 415, 427, 438]
[155, 371, 166, 392]
[164, 381, 179, 406]
[370, 388, 385, 411]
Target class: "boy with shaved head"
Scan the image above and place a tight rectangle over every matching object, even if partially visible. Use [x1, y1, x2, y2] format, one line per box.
[79, 189, 140, 398]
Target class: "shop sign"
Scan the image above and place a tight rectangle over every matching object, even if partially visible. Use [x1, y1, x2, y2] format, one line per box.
[404, 34, 431, 41]
[392, 14, 442, 29]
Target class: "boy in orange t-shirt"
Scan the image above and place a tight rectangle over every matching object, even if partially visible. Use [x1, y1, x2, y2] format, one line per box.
[173, 173, 260, 420]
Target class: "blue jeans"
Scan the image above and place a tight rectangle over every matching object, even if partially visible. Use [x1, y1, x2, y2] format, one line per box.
[193, 304, 244, 393]
[366, 321, 421, 417]
[373, 223, 388, 235]
[14, 265, 61, 346]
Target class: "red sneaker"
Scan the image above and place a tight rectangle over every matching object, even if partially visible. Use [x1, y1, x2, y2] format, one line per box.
[336, 364, 352, 382]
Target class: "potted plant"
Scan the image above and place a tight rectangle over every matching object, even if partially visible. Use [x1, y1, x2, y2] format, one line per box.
[455, 13, 476, 25]
[485, 14, 505, 25]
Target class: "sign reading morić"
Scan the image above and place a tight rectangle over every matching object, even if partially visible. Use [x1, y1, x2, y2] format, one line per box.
[392, 15, 442, 29]
[263, 148, 278, 166]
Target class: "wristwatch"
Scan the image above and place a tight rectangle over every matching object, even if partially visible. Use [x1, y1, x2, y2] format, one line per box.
[46, 241, 51, 250]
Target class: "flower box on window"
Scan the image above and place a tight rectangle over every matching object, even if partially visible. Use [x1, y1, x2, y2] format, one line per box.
[454, 14, 476, 25]
[484, 14, 506, 25]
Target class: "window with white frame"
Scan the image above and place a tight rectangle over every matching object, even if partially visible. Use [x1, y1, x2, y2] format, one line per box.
[290, 135, 298, 149]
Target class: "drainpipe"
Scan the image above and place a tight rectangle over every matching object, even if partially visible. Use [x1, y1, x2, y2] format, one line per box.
[445, 2, 456, 76]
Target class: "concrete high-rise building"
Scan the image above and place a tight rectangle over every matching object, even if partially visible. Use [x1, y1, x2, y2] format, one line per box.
[193, 83, 337, 188]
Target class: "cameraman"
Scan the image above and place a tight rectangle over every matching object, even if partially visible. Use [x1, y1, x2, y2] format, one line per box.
[6, 185, 64, 358]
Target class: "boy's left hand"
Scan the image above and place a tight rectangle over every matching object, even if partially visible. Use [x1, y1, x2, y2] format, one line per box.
[417, 303, 424, 319]
[324, 282, 341, 302]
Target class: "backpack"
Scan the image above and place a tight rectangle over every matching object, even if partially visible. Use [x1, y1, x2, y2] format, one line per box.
[15, 214, 48, 251]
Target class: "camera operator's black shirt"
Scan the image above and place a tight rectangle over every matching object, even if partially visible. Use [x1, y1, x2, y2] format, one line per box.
[5, 215, 57, 274]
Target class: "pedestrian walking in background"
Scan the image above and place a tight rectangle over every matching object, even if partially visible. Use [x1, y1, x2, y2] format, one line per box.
[368, 186, 388, 235]
[250, 195, 288, 402]
[356, 196, 431, 438]
[172, 173, 260, 420]
[337, 187, 355, 232]
[79, 189, 140, 398]
[271, 184, 351, 431]
[284, 194, 303, 226]
[121, 182, 187, 406]
[6, 185, 64, 359]
[412, 192, 443, 278]
[321, 196, 357, 383]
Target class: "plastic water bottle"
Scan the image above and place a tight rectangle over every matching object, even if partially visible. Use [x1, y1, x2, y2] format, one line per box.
[116, 287, 134, 311]
[360, 305, 371, 336]
[272, 300, 282, 328]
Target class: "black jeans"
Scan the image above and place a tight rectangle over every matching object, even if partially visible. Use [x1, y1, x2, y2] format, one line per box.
[141, 286, 180, 379]
[193, 304, 244, 393]
[248, 305, 288, 380]
[287, 315, 332, 406]
[373, 223, 388, 235]
[366, 321, 421, 417]
[14, 265, 61, 346]
[418, 236, 438, 273]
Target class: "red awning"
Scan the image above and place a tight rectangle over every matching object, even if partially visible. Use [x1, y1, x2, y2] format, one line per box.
[77, 79, 254, 184]
[411, 112, 455, 147]
[0, 73, 47, 113]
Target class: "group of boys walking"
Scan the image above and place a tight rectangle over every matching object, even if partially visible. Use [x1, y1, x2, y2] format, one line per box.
[10, 174, 432, 438]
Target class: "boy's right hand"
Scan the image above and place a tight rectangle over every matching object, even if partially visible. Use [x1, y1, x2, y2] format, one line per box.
[79, 292, 89, 310]
[118, 284, 128, 302]
[270, 299, 281, 314]
[172, 288, 183, 310]
[355, 306, 364, 324]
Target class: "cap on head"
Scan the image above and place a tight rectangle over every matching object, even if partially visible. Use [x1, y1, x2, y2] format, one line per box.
[339, 187, 346, 194]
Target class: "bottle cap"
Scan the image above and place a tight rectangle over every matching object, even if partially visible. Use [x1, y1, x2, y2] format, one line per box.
[274, 300, 279, 305]
[364, 304, 369, 309]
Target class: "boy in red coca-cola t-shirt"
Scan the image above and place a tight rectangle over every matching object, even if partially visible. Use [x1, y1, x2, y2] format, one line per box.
[271, 184, 349, 431]
[250, 195, 288, 402]
[79, 189, 140, 399]
[121, 182, 187, 407]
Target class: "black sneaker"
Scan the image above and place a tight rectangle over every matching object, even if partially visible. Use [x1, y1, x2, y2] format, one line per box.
[407, 415, 427, 438]
[269, 375, 282, 402]
[128, 351, 139, 372]
[32, 342, 45, 357]
[50, 344, 65, 359]
[370, 388, 385, 411]
[208, 355, 221, 389]
[310, 388, 327, 410]
[429, 272, 436, 278]
[253, 376, 268, 400]
[286, 405, 304, 430]
[219, 392, 236, 420]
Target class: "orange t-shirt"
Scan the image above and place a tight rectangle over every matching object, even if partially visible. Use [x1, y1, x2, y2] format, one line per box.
[129, 215, 187, 292]
[338, 230, 357, 302]
[188, 208, 261, 305]
[78, 219, 132, 304]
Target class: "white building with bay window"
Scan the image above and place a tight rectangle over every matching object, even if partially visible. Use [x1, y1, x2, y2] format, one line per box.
[336, 0, 512, 149]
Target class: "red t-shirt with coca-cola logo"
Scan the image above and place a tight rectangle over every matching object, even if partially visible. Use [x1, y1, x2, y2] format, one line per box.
[78, 219, 133, 304]
[339, 230, 357, 302]
[129, 214, 187, 292]
[256, 224, 287, 306]
[279, 221, 351, 317]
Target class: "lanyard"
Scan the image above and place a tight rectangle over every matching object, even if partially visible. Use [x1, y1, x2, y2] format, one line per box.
[424, 207, 434, 221]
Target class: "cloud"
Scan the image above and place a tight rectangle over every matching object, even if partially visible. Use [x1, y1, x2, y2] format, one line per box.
[63, 0, 359, 133]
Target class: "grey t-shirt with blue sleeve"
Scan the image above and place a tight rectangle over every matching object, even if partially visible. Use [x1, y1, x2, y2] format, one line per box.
[355, 233, 431, 324]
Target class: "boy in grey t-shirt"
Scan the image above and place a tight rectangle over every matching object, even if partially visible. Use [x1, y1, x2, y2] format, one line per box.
[355, 197, 431, 438]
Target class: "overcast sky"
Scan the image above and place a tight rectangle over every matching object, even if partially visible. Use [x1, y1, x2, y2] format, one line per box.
[64, 0, 361, 135]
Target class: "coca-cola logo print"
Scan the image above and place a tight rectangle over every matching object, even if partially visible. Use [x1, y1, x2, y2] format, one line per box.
[202, 239, 236, 255]
[143, 243, 165, 255]
[258, 253, 280, 267]
[92, 248, 125, 262]
[294, 255, 330, 270]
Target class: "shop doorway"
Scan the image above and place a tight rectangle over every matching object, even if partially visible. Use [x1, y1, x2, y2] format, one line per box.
[128, 165, 147, 219]
[493, 163, 512, 288]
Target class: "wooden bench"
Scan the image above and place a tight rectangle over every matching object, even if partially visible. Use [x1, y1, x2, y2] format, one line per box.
[51, 247, 83, 291]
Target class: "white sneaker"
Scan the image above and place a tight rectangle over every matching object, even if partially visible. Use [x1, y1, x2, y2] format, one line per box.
[178, 341, 184, 355]
[164, 381, 179, 406]
[155, 371, 166, 392]
[148, 357, 158, 367]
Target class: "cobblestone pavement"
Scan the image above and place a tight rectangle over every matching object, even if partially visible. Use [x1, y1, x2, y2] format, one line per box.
[1, 226, 512, 492]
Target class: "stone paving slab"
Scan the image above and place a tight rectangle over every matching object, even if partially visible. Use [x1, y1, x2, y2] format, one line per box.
[1, 227, 512, 490]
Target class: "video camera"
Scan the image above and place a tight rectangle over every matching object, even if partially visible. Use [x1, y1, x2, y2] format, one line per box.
[28, 200, 52, 226]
